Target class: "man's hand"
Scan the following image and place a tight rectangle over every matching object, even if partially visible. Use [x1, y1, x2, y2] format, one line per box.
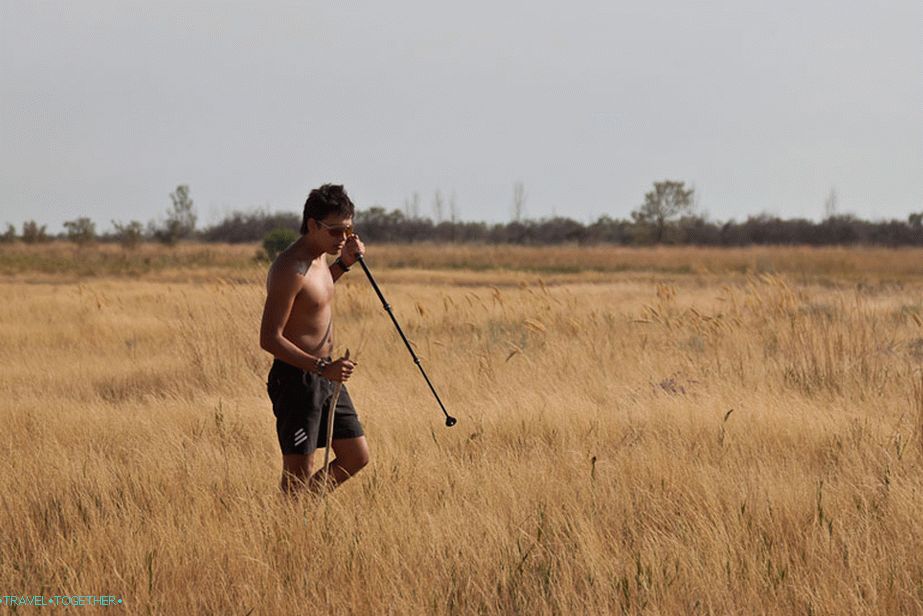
[321, 356, 356, 383]
[340, 234, 365, 267]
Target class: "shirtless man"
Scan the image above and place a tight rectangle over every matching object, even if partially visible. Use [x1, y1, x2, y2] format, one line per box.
[259, 184, 368, 494]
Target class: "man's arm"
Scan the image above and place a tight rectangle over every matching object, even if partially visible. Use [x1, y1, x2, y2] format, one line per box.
[259, 262, 323, 372]
[329, 258, 349, 283]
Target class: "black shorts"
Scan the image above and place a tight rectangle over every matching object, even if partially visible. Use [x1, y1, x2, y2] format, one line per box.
[267, 358, 365, 455]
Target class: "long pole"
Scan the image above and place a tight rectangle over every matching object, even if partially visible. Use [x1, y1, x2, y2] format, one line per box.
[323, 349, 348, 492]
[356, 255, 457, 427]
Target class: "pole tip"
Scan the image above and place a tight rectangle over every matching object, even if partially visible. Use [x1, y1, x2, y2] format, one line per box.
[445, 416, 457, 427]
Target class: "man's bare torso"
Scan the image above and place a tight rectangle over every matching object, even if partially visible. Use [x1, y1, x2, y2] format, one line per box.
[270, 249, 335, 358]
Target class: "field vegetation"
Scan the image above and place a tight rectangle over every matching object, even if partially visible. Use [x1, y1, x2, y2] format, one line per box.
[1, 243, 922, 614]
[2, 241, 923, 282]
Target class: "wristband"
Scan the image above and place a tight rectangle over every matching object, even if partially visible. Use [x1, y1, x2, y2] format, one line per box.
[314, 357, 330, 376]
[335, 256, 351, 272]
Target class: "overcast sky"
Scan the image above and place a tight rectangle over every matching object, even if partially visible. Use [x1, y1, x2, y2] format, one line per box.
[2, 1, 921, 232]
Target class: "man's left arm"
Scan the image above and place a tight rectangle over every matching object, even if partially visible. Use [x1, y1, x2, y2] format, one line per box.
[330, 233, 365, 283]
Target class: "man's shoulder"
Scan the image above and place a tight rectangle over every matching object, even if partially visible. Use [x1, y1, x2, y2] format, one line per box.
[270, 250, 310, 277]
[267, 252, 309, 291]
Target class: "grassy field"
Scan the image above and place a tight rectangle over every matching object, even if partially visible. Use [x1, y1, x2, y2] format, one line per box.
[3, 241, 923, 282]
[1, 243, 923, 614]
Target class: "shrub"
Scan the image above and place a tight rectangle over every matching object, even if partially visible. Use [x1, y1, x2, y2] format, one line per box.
[21, 220, 49, 244]
[112, 220, 145, 249]
[63, 217, 97, 245]
[0, 224, 15, 243]
[262, 227, 299, 260]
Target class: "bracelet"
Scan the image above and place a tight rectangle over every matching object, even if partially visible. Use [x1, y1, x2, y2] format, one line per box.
[335, 257, 350, 272]
[314, 357, 330, 375]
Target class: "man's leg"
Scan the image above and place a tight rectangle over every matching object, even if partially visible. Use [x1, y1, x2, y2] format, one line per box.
[280, 452, 315, 494]
[307, 436, 369, 492]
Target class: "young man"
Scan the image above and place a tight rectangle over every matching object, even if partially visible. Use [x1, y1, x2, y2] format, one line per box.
[259, 184, 368, 494]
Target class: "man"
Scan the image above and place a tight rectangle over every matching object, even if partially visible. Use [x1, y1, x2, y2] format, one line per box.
[259, 184, 368, 494]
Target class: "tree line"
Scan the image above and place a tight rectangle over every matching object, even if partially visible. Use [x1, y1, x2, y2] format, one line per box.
[3, 182, 922, 248]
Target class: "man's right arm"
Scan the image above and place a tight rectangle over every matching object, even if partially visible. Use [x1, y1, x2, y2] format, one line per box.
[259, 262, 322, 373]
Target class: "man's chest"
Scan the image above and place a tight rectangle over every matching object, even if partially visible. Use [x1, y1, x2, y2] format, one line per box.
[294, 274, 334, 311]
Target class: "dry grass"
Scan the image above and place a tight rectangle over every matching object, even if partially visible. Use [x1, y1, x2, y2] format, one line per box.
[3, 241, 923, 283]
[1, 245, 923, 614]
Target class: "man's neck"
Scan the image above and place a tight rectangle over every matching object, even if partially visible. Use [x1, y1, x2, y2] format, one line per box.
[292, 235, 326, 262]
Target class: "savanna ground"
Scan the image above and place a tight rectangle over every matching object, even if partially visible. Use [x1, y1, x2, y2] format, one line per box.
[1, 243, 923, 615]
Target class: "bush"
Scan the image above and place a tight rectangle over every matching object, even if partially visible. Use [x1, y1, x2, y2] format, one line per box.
[21, 220, 49, 244]
[63, 217, 96, 245]
[202, 210, 300, 243]
[262, 227, 299, 260]
[0, 224, 15, 243]
[112, 220, 145, 249]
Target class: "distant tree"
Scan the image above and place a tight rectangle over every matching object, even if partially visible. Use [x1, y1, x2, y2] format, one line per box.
[21, 220, 49, 244]
[262, 227, 299, 261]
[404, 192, 421, 219]
[432, 190, 445, 224]
[631, 180, 695, 243]
[823, 187, 839, 219]
[910, 212, 923, 229]
[154, 184, 197, 245]
[497, 220, 533, 244]
[535, 216, 586, 244]
[63, 217, 96, 245]
[202, 210, 299, 243]
[818, 214, 861, 244]
[355, 207, 414, 242]
[449, 191, 459, 224]
[585, 215, 632, 244]
[0, 223, 16, 243]
[168, 184, 196, 237]
[112, 220, 145, 249]
[678, 214, 720, 245]
[512, 181, 526, 222]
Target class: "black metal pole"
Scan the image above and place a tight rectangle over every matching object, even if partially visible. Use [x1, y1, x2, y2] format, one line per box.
[356, 255, 457, 427]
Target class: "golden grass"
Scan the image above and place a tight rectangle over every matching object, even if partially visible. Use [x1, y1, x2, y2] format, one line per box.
[3, 241, 923, 283]
[1, 245, 923, 614]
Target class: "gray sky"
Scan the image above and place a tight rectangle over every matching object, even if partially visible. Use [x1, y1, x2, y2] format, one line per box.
[2, 1, 921, 233]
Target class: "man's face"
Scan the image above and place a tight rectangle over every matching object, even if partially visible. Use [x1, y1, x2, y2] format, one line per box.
[313, 215, 354, 254]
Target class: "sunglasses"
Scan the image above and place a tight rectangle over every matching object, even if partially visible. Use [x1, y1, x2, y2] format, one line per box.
[315, 220, 354, 238]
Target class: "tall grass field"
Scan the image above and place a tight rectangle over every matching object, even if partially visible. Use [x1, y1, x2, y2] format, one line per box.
[2, 243, 923, 614]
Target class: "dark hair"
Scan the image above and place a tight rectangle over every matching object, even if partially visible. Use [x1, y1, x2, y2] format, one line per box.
[301, 184, 355, 234]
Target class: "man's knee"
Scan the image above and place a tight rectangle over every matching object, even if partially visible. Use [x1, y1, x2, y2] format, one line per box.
[337, 440, 370, 474]
[282, 453, 315, 480]
[349, 450, 370, 472]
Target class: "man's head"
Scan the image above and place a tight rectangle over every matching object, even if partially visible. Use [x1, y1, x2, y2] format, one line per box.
[301, 184, 355, 234]
[301, 184, 355, 254]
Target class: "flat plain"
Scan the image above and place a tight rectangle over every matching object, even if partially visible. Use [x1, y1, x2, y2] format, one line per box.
[2, 243, 922, 614]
